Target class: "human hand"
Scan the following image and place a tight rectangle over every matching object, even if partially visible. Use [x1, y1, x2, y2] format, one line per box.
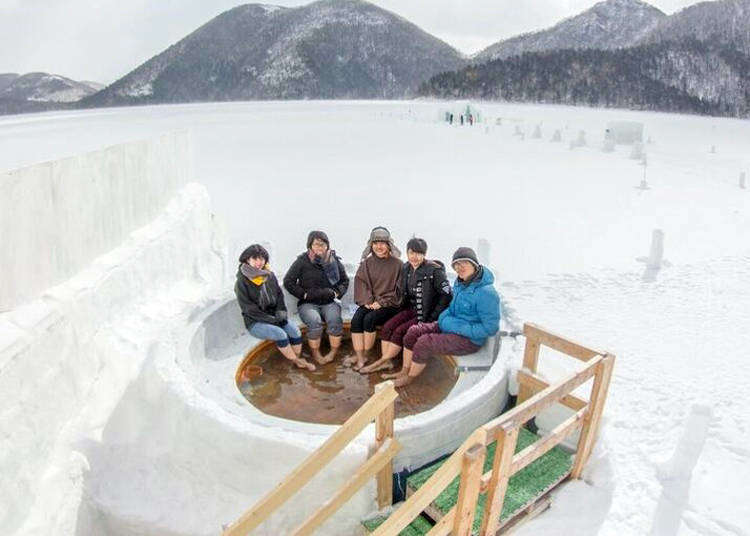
[370, 301, 382, 310]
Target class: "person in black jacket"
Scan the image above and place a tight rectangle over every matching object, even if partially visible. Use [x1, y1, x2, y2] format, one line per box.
[283, 231, 349, 364]
[235, 244, 315, 371]
[361, 237, 452, 374]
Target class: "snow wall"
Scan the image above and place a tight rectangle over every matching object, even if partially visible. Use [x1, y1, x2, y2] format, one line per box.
[0, 132, 228, 534]
[0, 132, 192, 311]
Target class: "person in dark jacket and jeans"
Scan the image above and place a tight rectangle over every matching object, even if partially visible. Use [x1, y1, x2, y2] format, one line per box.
[235, 244, 315, 371]
[284, 231, 349, 364]
[361, 237, 452, 374]
[389, 247, 500, 387]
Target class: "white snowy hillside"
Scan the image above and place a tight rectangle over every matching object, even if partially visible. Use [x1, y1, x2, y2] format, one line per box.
[1, 101, 749, 535]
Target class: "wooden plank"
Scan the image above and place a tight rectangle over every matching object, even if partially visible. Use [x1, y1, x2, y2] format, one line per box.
[425, 506, 455, 536]
[479, 425, 519, 536]
[453, 444, 486, 536]
[292, 438, 401, 536]
[524, 323, 602, 362]
[500, 496, 551, 534]
[375, 382, 396, 509]
[571, 354, 615, 478]
[517, 334, 540, 405]
[482, 355, 602, 441]
[516, 370, 588, 411]
[509, 408, 586, 475]
[223, 383, 398, 536]
[371, 428, 488, 536]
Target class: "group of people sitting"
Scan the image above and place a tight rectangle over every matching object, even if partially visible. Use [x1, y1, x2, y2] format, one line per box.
[234, 226, 500, 387]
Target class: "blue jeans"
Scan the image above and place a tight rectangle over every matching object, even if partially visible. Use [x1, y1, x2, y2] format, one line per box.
[248, 322, 302, 348]
[298, 302, 344, 339]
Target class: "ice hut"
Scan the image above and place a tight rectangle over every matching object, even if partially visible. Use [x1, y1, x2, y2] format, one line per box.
[439, 101, 484, 124]
[605, 121, 644, 145]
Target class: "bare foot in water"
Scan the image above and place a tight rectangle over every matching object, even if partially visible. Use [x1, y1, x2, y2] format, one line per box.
[294, 358, 316, 371]
[360, 360, 394, 374]
[393, 374, 413, 388]
[342, 355, 358, 367]
[353, 357, 367, 371]
[311, 349, 326, 365]
[381, 369, 406, 380]
[318, 347, 338, 365]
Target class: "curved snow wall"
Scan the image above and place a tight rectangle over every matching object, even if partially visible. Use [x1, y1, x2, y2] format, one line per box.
[0, 131, 192, 311]
[0, 132, 225, 534]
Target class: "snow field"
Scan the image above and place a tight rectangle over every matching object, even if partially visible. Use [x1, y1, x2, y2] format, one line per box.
[1, 101, 748, 534]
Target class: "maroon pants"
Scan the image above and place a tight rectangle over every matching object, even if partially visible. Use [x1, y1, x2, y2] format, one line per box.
[403, 322, 480, 365]
[380, 309, 418, 346]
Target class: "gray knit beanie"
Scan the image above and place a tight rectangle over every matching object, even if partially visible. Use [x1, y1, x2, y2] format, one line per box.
[451, 247, 479, 269]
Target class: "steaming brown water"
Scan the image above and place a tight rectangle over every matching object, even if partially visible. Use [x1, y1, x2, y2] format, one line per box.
[237, 337, 458, 425]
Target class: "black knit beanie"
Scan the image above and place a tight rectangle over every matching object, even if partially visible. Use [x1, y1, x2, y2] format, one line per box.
[451, 247, 479, 268]
[307, 230, 330, 249]
[239, 244, 269, 264]
[406, 237, 428, 255]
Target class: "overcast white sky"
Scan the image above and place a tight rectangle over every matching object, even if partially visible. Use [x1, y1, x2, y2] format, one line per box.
[1, 0, 701, 84]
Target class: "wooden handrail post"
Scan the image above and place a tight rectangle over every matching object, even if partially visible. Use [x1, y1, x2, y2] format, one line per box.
[517, 325, 541, 405]
[571, 354, 615, 478]
[223, 383, 398, 536]
[375, 381, 396, 509]
[479, 425, 518, 536]
[292, 439, 401, 536]
[453, 444, 486, 536]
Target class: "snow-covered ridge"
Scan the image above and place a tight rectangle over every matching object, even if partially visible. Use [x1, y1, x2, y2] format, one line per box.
[474, 0, 666, 62]
[0, 72, 101, 103]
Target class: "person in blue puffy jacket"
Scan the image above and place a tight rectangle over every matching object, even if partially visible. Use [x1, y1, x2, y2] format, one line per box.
[390, 246, 501, 387]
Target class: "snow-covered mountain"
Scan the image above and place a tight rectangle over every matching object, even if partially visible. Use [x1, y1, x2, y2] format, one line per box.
[474, 0, 666, 63]
[639, 0, 750, 54]
[1, 72, 101, 103]
[0, 73, 19, 92]
[422, 40, 750, 117]
[83, 0, 465, 106]
[0, 72, 103, 115]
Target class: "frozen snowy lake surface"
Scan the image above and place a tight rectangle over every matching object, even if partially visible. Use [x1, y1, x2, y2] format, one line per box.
[2, 101, 749, 535]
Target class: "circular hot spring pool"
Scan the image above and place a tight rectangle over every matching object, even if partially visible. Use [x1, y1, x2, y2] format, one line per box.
[235, 327, 458, 425]
[184, 293, 511, 471]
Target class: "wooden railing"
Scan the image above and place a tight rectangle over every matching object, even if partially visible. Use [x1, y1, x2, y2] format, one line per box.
[372, 323, 615, 536]
[223, 381, 400, 536]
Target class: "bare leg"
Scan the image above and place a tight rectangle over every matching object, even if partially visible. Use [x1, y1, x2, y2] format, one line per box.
[382, 348, 413, 379]
[364, 331, 378, 352]
[355, 331, 378, 370]
[279, 343, 315, 371]
[360, 342, 402, 373]
[346, 333, 364, 366]
[320, 334, 341, 364]
[394, 362, 426, 387]
[308, 337, 325, 364]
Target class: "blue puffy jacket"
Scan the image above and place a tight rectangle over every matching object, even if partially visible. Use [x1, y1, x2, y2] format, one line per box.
[438, 266, 501, 347]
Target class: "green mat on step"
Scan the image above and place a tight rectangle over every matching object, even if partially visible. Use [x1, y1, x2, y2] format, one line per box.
[362, 514, 433, 535]
[405, 427, 572, 534]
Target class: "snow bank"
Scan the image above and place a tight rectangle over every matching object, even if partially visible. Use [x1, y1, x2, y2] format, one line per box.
[0, 131, 192, 311]
[0, 134, 225, 535]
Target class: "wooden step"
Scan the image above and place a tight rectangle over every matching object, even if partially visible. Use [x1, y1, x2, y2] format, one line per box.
[362, 513, 433, 535]
[405, 427, 572, 535]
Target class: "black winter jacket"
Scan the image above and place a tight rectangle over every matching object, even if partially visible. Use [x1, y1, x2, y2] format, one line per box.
[234, 269, 287, 329]
[401, 260, 452, 322]
[283, 253, 349, 306]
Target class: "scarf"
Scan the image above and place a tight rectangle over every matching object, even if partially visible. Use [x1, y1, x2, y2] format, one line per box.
[308, 249, 341, 286]
[240, 263, 276, 309]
